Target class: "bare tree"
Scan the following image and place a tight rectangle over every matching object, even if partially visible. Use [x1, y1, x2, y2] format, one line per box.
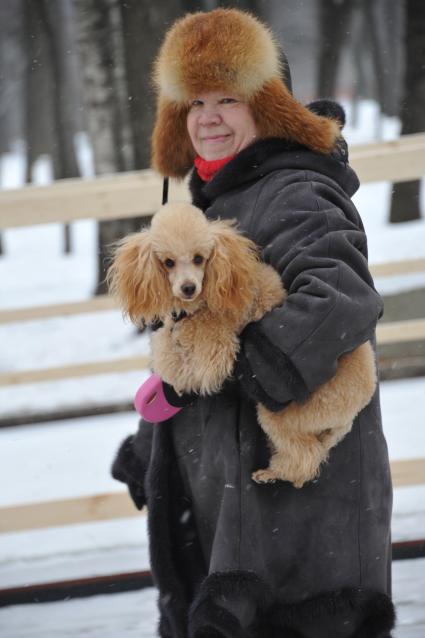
[74, 0, 128, 293]
[0, 1, 25, 156]
[364, 0, 402, 118]
[23, 0, 53, 183]
[74, 0, 198, 294]
[317, 0, 355, 99]
[0, 1, 26, 255]
[22, 0, 82, 252]
[390, 0, 424, 223]
[120, 2, 183, 170]
[215, 0, 262, 10]
[317, 0, 402, 120]
[42, 0, 82, 252]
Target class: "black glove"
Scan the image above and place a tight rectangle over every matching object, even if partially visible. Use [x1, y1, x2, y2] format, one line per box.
[162, 381, 198, 408]
[234, 322, 309, 412]
[111, 435, 147, 510]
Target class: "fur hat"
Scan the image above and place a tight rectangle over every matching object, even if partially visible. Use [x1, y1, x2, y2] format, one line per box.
[151, 8, 340, 178]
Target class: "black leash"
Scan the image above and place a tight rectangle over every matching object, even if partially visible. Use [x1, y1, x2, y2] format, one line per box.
[162, 177, 169, 205]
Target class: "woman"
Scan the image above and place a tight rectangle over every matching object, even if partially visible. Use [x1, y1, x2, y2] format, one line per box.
[112, 9, 394, 637]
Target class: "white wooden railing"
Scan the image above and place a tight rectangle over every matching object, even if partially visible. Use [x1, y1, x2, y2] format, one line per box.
[1, 133, 425, 533]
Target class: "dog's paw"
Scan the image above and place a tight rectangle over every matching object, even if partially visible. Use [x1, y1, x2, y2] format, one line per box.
[251, 468, 280, 484]
[252, 465, 312, 489]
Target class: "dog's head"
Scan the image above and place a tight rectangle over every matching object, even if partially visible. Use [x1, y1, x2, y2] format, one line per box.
[108, 202, 259, 325]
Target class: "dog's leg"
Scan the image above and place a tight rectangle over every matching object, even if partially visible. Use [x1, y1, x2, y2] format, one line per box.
[154, 313, 239, 395]
[252, 408, 330, 487]
[271, 341, 376, 437]
[249, 265, 286, 323]
[151, 324, 190, 394]
[252, 341, 376, 487]
[178, 315, 240, 394]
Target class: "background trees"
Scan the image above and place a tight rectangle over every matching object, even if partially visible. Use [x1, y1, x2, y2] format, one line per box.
[389, 0, 425, 223]
[0, 0, 423, 284]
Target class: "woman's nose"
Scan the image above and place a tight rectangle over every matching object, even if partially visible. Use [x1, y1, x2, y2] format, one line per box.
[198, 108, 221, 126]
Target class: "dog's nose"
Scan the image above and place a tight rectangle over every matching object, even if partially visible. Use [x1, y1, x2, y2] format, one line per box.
[181, 283, 196, 298]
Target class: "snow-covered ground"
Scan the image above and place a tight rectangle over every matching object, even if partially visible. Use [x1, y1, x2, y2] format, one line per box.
[0, 101, 424, 636]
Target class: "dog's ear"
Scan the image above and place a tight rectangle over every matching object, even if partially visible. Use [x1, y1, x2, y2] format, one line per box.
[107, 231, 172, 324]
[205, 220, 259, 313]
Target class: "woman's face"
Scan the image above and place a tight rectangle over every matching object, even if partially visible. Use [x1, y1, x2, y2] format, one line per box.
[186, 92, 258, 160]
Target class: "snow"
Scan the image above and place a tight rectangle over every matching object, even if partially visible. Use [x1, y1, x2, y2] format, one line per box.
[0, 589, 160, 638]
[0, 564, 424, 637]
[0, 101, 424, 635]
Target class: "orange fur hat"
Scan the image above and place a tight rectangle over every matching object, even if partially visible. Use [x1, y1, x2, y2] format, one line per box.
[151, 8, 340, 178]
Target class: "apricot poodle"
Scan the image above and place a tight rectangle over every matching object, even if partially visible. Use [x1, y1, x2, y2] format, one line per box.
[108, 203, 376, 488]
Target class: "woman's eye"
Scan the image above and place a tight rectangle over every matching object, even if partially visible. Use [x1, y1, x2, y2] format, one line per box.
[221, 98, 237, 104]
[190, 99, 203, 108]
[193, 254, 204, 265]
[164, 258, 175, 269]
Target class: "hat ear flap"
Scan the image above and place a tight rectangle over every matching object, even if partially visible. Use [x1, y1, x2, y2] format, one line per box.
[151, 97, 195, 178]
[251, 78, 340, 154]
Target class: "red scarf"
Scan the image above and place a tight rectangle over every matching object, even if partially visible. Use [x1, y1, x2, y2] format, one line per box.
[194, 155, 235, 182]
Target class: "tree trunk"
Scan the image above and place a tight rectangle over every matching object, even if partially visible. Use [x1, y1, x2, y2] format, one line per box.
[390, 0, 424, 223]
[120, 1, 185, 170]
[363, 0, 402, 118]
[41, 0, 82, 253]
[74, 0, 147, 294]
[215, 0, 262, 11]
[74, 0, 123, 174]
[22, 0, 53, 183]
[0, 1, 25, 156]
[316, 0, 355, 98]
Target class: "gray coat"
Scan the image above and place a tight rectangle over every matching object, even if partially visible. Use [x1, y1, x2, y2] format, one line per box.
[112, 106, 395, 638]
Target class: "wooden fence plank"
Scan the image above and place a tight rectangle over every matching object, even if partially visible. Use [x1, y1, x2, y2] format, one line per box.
[352, 131, 425, 155]
[0, 493, 142, 533]
[0, 173, 189, 229]
[350, 132, 425, 184]
[0, 134, 424, 229]
[0, 457, 423, 533]
[0, 356, 150, 387]
[0, 295, 116, 324]
[0, 318, 423, 388]
[390, 458, 425, 488]
[370, 257, 425, 278]
[0, 259, 423, 326]
[376, 318, 425, 345]
[0, 318, 423, 387]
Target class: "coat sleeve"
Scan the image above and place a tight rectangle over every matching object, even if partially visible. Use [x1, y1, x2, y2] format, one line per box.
[234, 175, 383, 409]
[111, 418, 153, 510]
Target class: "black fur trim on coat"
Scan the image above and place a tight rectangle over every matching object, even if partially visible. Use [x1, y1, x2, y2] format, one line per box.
[111, 435, 147, 510]
[189, 570, 396, 638]
[163, 381, 198, 408]
[189, 571, 271, 638]
[146, 423, 206, 638]
[233, 346, 290, 411]
[307, 99, 346, 127]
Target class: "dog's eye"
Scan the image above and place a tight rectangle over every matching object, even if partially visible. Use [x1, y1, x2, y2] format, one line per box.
[193, 254, 204, 265]
[164, 258, 175, 269]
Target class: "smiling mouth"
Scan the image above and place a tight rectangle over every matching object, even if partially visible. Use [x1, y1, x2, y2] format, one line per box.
[202, 134, 230, 142]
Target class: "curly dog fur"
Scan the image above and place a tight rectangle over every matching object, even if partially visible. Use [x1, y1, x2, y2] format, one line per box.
[108, 203, 376, 488]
